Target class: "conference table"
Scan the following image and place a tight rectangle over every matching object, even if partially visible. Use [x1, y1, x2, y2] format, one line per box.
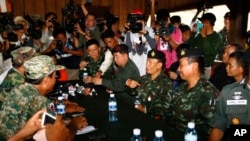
[50, 81, 184, 141]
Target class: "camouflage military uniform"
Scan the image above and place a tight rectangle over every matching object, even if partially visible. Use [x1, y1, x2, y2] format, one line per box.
[0, 68, 25, 107]
[211, 82, 250, 132]
[169, 76, 219, 140]
[79, 55, 114, 80]
[135, 72, 173, 120]
[0, 83, 51, 139]
[219, 27, 229, 48]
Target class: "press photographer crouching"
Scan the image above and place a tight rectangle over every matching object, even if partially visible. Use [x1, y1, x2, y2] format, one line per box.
[42, 28, 84, 80]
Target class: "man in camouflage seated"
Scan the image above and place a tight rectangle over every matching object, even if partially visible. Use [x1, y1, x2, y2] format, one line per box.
[0, 55, 85, 140]
[167, 48, 219, 140]
[0, 46, 36, 108]
[126, 49, 173, 120]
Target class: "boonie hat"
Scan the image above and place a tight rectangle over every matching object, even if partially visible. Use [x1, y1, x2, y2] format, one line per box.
[24, 55, 64, 79]
[11, 46, 37, 65]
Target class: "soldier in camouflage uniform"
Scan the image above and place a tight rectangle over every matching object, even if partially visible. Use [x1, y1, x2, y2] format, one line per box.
[168, 48, 219, 140]
[126, 49, 173, 120]
[0, 55, 64, 139]
[0, 46, 36, 108]
[79, 39, 113, 81]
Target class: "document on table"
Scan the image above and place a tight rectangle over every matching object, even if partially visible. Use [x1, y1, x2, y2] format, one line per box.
[76, 125, 97, 135]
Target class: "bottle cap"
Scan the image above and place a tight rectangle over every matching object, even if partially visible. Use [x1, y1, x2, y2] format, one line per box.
[133, 128, 141, 135]
[155, 130, 163, 137]
[58, 96, 63, 100]
[187, 122, 195, 129]
[110, 93, 115, 97]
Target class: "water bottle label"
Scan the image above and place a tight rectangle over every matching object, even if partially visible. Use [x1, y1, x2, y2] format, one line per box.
[83, 72, 88, 78]
[184, 134, 198, 141]
[109, 101, 117, 111]
[57, 104, 65, 115]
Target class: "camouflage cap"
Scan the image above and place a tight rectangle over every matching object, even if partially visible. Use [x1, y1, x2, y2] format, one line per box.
[24, 55, 65, 80]
[11, 46, 37, 65]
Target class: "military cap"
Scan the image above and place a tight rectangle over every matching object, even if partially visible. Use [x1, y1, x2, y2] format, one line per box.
[111, 44, 129, 54]
[24, 55, 64, 80]
[179, 48, 204, 58]
[224, 12, 230, 18]
[198, 13, 216, 24]
[147, 49, 166, 63]
[11, 46, 37, 65]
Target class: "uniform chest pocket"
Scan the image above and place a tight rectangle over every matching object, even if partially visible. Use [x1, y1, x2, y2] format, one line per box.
[225, 105, 247, 115]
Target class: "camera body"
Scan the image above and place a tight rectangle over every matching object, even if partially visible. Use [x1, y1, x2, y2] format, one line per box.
[56, 40, 63, 51]
[154, 20, 172, 37]
[65, 17, 85, 34]
[127, 14, 144, 33]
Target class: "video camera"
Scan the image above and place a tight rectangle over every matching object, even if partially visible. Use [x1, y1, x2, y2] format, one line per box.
[56, 40, 63, 51]
[4, 24, 24, 42]
[154, 20, 173, 37]
[127, 13, 144, 33]
[65, 17, 85, 34]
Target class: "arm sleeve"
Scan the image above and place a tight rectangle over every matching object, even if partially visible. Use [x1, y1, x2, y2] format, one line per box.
[210, 90, 228, 131]
[200, 34, 222, 56]
[99, 50, 113, 74]
[125, 32, 133, 52]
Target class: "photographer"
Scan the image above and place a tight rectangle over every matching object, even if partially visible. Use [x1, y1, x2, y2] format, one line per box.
[43, 28, 84, 80]
[124, 9, 156, 76]
[73, 10, 101, 57]
[40, 12, 60, 52]
[154, 9, 182, 71]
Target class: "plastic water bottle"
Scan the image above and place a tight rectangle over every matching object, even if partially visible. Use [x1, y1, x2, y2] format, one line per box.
[108, 93, 118, 122]
[184, 122, 198, 141]
[153, 130, 165, 141]
[134, 95, 141, 108]
[57, 96, 66, 116]
[83, 68, 88, 79]
[130, 128, 143, 141]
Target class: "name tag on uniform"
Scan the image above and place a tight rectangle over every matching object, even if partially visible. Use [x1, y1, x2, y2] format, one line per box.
[227, 100, 247, 105]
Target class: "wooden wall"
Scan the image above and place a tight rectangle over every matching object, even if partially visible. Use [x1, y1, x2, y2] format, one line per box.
[9, 0, 148, 31]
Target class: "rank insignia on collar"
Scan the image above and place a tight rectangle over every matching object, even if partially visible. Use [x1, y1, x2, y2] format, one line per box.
[232, 117, 240, 125]
[151, 51, 155, 57]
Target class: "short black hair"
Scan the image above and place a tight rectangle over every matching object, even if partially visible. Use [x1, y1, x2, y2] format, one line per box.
[101, 29, 115, 41]
[45, 12, 57, 20]
[170, 15, 181, 24]
[156, 9, 170, 22]
[53, 28, 66, 38]
[229, 51, 245, 70]
[179, 24, 191, 33]
[187, 56, 205, 75]
[86, 39, 100, 48]
[230, 43, 244, 51]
